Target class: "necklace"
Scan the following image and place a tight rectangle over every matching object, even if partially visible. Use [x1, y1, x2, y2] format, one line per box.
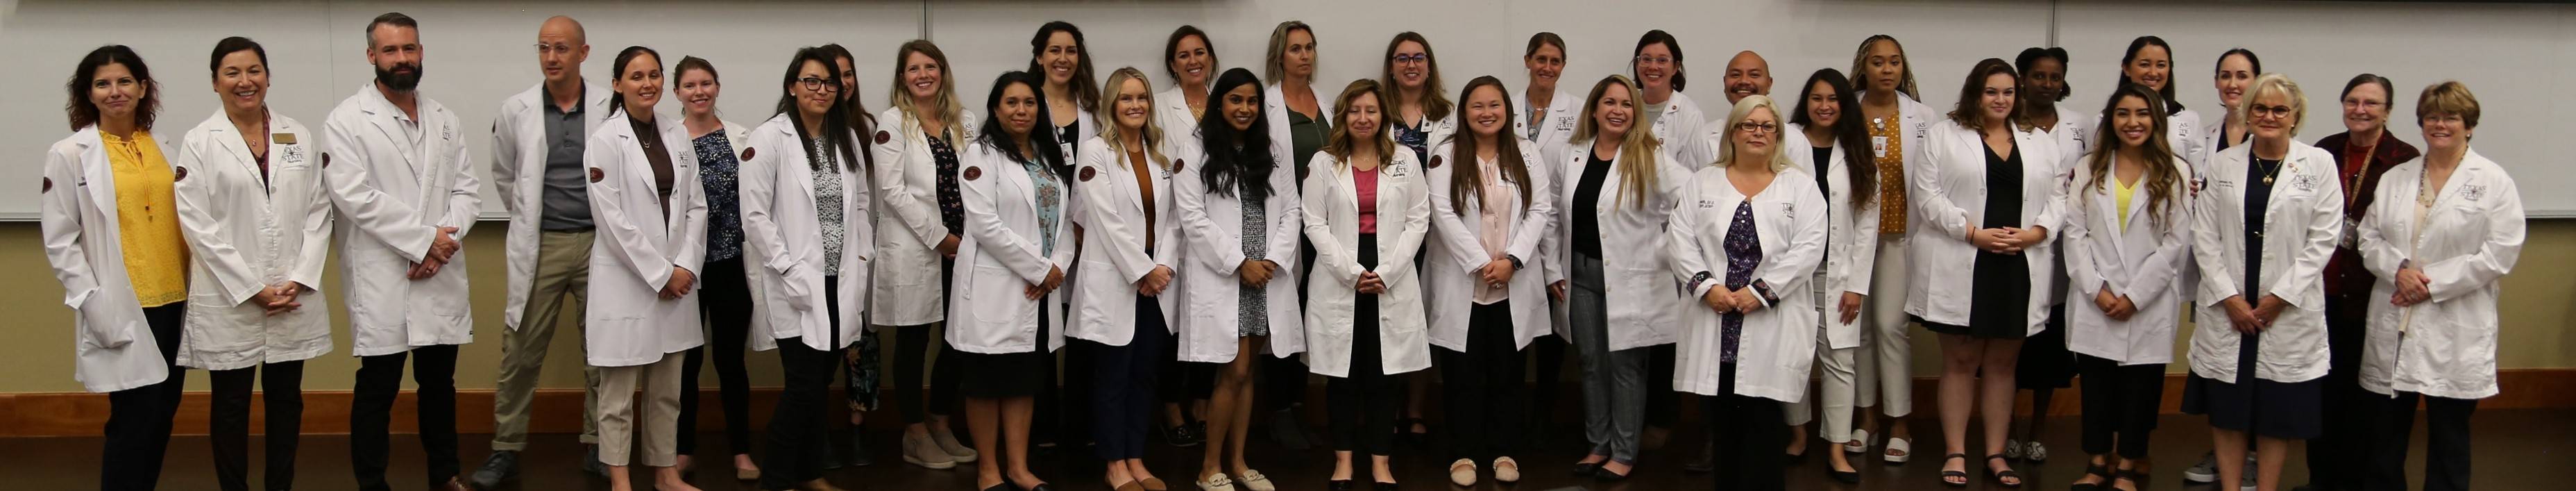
[2255, 154, 2287, 185]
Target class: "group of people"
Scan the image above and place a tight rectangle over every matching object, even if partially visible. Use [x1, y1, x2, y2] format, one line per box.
[42, 10, 2522, 491]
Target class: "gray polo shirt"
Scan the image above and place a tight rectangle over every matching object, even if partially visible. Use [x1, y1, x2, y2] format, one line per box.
[539, 85, 595, 231]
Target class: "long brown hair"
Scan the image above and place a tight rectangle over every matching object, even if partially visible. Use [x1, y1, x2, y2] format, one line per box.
[1848, 35, 1919, 100]
[1380, 31, 1452, 123]
[1570, 75, 1663, 210]
[1949, 58, 2024, 132]
[65, 45, 160, 131]
[1323, 78, 1398, 170]
[1447, 76, 1533, 213]
[2082, 83, 2183, 229]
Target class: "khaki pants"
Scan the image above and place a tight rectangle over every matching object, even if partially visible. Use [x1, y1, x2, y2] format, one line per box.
[595, 353, 684, 467]
[491, 230, 600, 450]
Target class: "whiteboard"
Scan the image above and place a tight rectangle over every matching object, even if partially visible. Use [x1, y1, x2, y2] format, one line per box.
[5, 0, 2570, 218]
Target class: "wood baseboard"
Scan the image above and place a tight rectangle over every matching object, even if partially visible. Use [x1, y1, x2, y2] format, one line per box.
[5, 368, 2570, 438]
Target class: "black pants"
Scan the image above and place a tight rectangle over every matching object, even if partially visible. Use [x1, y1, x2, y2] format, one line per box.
[1438, 301, 1527, 463]
[1531, 333, 1568, 424]
[762, 278, 844, 490]
[679, 257, 756, 457]
[1704, 363, 1785, 491]
[101, 303, 186, 491]
[1089, 294, 1171, 460]
[1264, 241, 1320, 413]
[1647, 344, 1678, 428]
[2366, 392, 2476, 491]
[1328, 234, 1400, 456]
[2076, 354, 2163, 459]
[2310, 294, 2375, 491]
[895, 260, 966, 424]
[1038, 331, 1094, 445]
[211, 359, 305, 491]
[350, 343, 460, 491]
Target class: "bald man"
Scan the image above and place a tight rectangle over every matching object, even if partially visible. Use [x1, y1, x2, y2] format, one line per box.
[1722, 51, 1773, 105]
[474, 15, 613, 489]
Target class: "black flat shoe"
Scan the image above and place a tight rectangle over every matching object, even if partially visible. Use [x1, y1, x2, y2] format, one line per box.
[980, 484, 1011, 491]
[1373, 481, 1400, 491]
[1328, 479, 1355, 491]
[2070, 461, 2113, 491]
[1828, 463, 1861, 484]
[1571, 460, 1601, 477]
[1594, 466, 1632, 483]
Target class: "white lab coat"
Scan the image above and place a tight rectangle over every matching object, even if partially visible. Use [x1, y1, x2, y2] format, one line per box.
[581, 115, 710, 367]
[1541, 138, 1692, 351]
[1668, 165, 1830, 403]
[1782, 125, 1882, 348]
[2189, 142, 2341, 384]
[948, 142, 1076, 354]
[1649, 91, 1715, 168]
[490, 82, 614, 332]
[1155, 85, 1204, 143]
[172, 111, 334, 370]
[1264, 82, 1325, 167]
[1904, 120, 2067, 335]
[2060, 155, 2195, 365]
[1423, 139, 1557, 352]
[42, 127, 181, 392]
[1171, 138, 1307, 363]
[321, 85, 480, 356]
[2033, 108, 2089, 307]
[1068, 136, 1187, 346]
[1511, 88, 1583, 161]
[2356, 150, 2522, 400]
[1301, 149, 1434, 378]
[738, 114, 874, 352]
[869, 107, 979, 326]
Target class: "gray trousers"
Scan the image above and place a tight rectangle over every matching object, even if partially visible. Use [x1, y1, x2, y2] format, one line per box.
[1569, 253, 1647, 464]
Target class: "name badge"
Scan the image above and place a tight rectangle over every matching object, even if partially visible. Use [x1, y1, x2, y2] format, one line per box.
[273, 133, 298, 145]
[1872, 136, 1890, 159]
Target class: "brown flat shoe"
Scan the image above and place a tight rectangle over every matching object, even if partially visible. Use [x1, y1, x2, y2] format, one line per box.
[1139, 477, 1170, 491]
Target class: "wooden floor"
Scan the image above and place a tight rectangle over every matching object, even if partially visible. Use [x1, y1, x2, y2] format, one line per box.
[10, 410, 2572, 490]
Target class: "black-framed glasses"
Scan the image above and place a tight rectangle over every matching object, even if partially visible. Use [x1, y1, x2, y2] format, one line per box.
[1391, 53, 1428, 65]
[1736, 122, 1779, 135]
[799, 77, 841, 93]
[2248, 105, 2294, 119]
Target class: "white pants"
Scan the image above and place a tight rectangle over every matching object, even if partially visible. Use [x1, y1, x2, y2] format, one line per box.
[595, 353, 684, 467]
[1852, 233, 1913, 418]
[1784, 328, 1860, 443]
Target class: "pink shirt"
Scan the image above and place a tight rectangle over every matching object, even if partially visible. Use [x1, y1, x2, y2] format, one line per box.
[1355, 165, 1380, 233]
[1474, 157, 1514, 304]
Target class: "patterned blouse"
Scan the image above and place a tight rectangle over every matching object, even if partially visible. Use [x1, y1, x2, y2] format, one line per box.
[810, 137, 847, 276]
[1869, 116, 1908, 234]
[1238, 161, 1271, 337]
[931, 132, 966, 238]
[1720, 200, 1762, 363]
[1024, 161, 1065, 255]
[693, 130, 744, 262]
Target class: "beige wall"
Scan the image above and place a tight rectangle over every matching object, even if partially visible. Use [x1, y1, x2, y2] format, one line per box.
[3, 220, 2570, 393]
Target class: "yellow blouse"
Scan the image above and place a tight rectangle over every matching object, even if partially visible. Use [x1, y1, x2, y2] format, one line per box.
[1869, 117, 1908, 234]
[2113, 176, 2138, 233]
[102, 131, 189, 307]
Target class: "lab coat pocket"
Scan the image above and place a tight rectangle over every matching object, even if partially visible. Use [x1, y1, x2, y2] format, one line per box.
[969, 264, 1035, 325]
[348, 259, 404, 328]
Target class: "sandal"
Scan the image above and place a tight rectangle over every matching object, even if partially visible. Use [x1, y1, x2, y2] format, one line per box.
[1883, 436, 1913, 465]
[1984, 453, 2024, 488]
[1448, 459, 1479, 487]
[1939, 453, 1969, 488]
[2110, 469, 2147, 491]
[1493, 456, 1521, 483]
[1844, 428, 1872, 454]
[1235, 469, 1276, 491]
[2069, 460, 2112, 491]
[1194, 473, 1235, 491]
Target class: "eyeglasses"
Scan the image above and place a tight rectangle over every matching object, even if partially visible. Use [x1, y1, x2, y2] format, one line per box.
[2341, 99, 2387, 110]
[799, 77, 841, 93]
[1736, 122, 1779, 135]
[1634, 56, 1674, 65]
[2248, 105, 2294, 120]
[1391, 53, 1428, 65]
[535, 43, 576, 56]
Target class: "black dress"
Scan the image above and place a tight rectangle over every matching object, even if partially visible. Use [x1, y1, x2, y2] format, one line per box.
[1925, 143, 2032, 340]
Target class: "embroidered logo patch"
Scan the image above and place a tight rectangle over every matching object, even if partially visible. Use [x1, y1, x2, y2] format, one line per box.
[740, 147, 756, 162]
[588, 167, 604, 183]
[42, 177, 51, 193]
[963, 166, 983, 181]
[1079, 166, 1097, 182]
[2291, 173, 2321, 192]
[1167, 158, 1185, 177]
[875, 131, 892, 145]
[173, 166, 189, 182]
[1427, 155, 1443, 169]
[321, 153, 332, 168]
[2462, 184, 2487, 201]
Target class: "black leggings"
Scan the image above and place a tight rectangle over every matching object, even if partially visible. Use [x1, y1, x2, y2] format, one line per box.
[893, 260, 965, 424]
[211, 359, 304, 491]
[680, 257, 756, 456]
[101, 303, 185, 491]
[761, 278, 844, 490]
[2076, 354, 2164, 459]
[1439, 301, 1527, 463]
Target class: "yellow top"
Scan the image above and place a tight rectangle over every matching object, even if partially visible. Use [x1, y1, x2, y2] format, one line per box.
[1869, 117, 1907, 234]
[2113, 175, 2138, 233]
[102, 131, 189, 308]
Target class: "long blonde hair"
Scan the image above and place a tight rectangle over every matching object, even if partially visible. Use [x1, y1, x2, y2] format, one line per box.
[1570, 74, 1664, 210]
[1324, 78, 1399, 172]
[886, 40, 966, 140]
[1714, 94, 1793, 172]
[1096, 67, 1170, 171]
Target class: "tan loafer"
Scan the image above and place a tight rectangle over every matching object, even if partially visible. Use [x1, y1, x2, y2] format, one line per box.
[1493, 456, 1522, 483]
[1448, 458, 1480, 487]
